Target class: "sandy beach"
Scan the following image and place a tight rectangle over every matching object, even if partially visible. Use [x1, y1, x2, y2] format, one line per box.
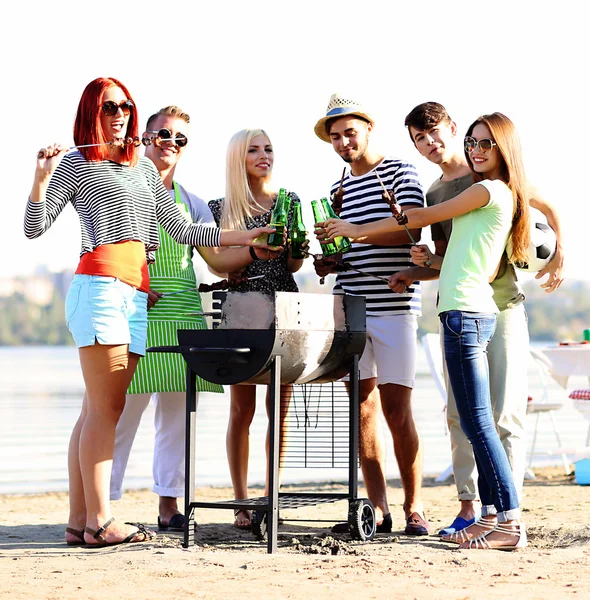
[1, 466, 588, 599]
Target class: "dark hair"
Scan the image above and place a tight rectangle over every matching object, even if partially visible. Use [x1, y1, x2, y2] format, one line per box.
[404, 102, 452, 142]
[145, 105, 190, 131]
[73, 77, 139, 166]
[324, 114, 371, 136]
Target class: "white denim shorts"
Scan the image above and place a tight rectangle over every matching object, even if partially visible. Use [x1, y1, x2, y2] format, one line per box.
[348, 313, 418, 388]
[65, 275, 148, 356]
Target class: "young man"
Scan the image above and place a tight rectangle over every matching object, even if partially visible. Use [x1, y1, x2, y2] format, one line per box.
[109, 106, 224, 531]
[110, 106, 286, 531]
[313, 93, 430, 535]
[395, 102, 564, 535]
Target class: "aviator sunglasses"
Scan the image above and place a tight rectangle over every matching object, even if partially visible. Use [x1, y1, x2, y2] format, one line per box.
[464, 136, 497, 155]
[100, 100, 134, 116]
[145, 128, 189, 148]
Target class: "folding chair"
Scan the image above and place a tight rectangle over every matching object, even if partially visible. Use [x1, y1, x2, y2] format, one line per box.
[526, 349, 571, 477]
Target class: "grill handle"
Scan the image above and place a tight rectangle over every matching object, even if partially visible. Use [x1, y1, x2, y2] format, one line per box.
[188, 347, 250, 355]
[147, 345, 250, 355]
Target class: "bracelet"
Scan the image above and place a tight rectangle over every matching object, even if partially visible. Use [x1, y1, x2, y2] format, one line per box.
[249, 246, 260, 261]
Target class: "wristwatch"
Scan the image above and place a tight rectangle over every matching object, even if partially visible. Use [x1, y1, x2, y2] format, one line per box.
[249, 246, 260, 261]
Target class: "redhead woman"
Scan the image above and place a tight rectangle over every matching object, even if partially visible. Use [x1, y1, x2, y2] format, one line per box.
[208, 128, 305, 529]
[24, 78, 273, 547]
[320, 113, 530, 551]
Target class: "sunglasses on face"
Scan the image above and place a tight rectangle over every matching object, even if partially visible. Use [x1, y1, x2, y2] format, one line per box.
[146, 128, 189, 148]
[464, 136, 497, 154]
[100, 100, 134, 116]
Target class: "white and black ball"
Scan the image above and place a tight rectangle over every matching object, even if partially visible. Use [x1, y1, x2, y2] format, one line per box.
[507, 206, 556, 272]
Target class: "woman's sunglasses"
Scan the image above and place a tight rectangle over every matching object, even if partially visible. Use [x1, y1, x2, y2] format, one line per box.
[100, 100, 134, 117]
[464, 136, 497, 155]
[143, 128, 188, 148]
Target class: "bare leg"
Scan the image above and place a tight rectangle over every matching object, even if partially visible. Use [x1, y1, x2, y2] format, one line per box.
[379, 383, 424, 517]
[65, 393, 88, 544]
[226, 385, 256, 527]
[264, 384, 292, 495]
[354, 378, 389, 524]
[78, 343, 144, 545]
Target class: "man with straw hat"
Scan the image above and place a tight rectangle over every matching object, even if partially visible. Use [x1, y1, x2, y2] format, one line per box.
[313, 93, 430, 535]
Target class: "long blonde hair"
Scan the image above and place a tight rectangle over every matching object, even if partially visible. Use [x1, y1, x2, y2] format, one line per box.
[465, 113, 530, 264]
[221, 128, 272, 230]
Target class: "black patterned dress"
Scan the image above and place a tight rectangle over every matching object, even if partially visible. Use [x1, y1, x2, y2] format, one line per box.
[208, 192, 300, 293]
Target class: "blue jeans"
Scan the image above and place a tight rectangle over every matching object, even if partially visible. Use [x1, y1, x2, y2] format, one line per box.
[440, 310, 520, 522]
[65, 275, 148, 356]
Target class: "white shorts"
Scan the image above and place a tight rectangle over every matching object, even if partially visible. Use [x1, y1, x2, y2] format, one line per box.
[348, 314, 418, 388]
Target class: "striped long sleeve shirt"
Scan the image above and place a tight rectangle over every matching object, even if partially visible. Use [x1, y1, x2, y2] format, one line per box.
[24, 152, 221, 262]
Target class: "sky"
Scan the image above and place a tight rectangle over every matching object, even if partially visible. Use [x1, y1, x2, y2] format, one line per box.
[2, 0, 587, 282]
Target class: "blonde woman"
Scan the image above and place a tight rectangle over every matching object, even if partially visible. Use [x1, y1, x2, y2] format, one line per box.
[209, 128, 305, 528]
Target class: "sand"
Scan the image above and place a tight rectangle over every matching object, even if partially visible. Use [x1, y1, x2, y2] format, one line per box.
[1, 467, 589, 599]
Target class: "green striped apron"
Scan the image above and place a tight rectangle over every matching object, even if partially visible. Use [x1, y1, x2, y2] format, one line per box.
[128, 182, 223, 394]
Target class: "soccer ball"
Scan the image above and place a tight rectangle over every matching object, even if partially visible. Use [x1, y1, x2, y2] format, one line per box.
[507, 206, 556, 272]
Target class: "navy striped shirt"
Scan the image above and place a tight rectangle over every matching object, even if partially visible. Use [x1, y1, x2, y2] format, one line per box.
[332, 158, 424, 316]
[24, 152, 221, 262]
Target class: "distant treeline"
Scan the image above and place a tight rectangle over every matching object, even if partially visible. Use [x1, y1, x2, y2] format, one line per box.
[1, 279, 589, 346]
[418, 278, 590, 342]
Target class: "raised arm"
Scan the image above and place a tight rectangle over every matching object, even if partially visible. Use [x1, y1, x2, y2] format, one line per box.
[528, 183, 564, 292]
[25, 145, 73, 238]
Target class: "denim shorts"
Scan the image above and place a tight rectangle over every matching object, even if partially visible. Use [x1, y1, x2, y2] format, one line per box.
[65, 275, 148, 356]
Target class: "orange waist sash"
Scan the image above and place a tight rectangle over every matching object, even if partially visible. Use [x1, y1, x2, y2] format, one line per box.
[75, 241, 150, 292]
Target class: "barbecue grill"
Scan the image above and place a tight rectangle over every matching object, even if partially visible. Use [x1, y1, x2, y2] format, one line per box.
[148, 291, 374, 553]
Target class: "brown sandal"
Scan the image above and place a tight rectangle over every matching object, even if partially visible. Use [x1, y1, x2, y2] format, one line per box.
[84, 518, 156, 547]
[65, 527, 86, 546]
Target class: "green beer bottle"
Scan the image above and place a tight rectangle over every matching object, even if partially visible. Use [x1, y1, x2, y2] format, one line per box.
[267, 188, 288, 248]
[289, 199, 307, 259]
[312, 199, 339, 257]
[320, 197, 351, 253]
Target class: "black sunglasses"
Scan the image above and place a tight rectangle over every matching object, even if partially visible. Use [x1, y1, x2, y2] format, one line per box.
[100, 100, 134, 117]
[145, 128, 188, 148]
[464, 136, 497, 155]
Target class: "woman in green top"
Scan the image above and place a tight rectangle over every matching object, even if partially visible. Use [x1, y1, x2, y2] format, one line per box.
[320, 113, 530, 551]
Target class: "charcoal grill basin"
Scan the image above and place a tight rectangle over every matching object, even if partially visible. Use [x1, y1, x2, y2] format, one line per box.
[147, 292, 370, 553]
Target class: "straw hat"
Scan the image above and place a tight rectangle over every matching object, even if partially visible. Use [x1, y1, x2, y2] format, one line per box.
[314, 93, 375, 143]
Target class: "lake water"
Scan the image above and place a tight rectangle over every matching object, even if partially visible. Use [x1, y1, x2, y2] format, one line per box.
[0, 344, 588, 495]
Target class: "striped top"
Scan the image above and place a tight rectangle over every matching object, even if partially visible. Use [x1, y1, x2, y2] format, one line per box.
[332, 157, 425, 316]
[24, 152, 221, 263]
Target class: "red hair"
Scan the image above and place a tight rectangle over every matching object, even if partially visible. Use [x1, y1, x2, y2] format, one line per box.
[73, 77, 139, 166]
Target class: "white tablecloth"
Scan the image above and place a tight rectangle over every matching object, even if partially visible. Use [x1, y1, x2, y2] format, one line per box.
[538, 345, 590, 388]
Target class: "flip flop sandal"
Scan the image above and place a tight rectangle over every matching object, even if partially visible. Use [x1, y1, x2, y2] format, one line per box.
[85, 518, 156, 548]
[65, 527, 86, 546]
[233, 509, 252, 530]
[158, 514, 185, 532]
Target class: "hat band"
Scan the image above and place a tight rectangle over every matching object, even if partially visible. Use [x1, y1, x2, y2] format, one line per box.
[326, 107, 360, 117]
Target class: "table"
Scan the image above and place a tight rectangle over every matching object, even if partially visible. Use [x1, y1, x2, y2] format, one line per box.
[538, 345, 590, 389]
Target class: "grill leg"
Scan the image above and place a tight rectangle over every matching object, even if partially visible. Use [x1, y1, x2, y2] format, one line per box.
[183, 367, 197, 548]
[266, 355, 281, 554]
[349, 354, 360, 500]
